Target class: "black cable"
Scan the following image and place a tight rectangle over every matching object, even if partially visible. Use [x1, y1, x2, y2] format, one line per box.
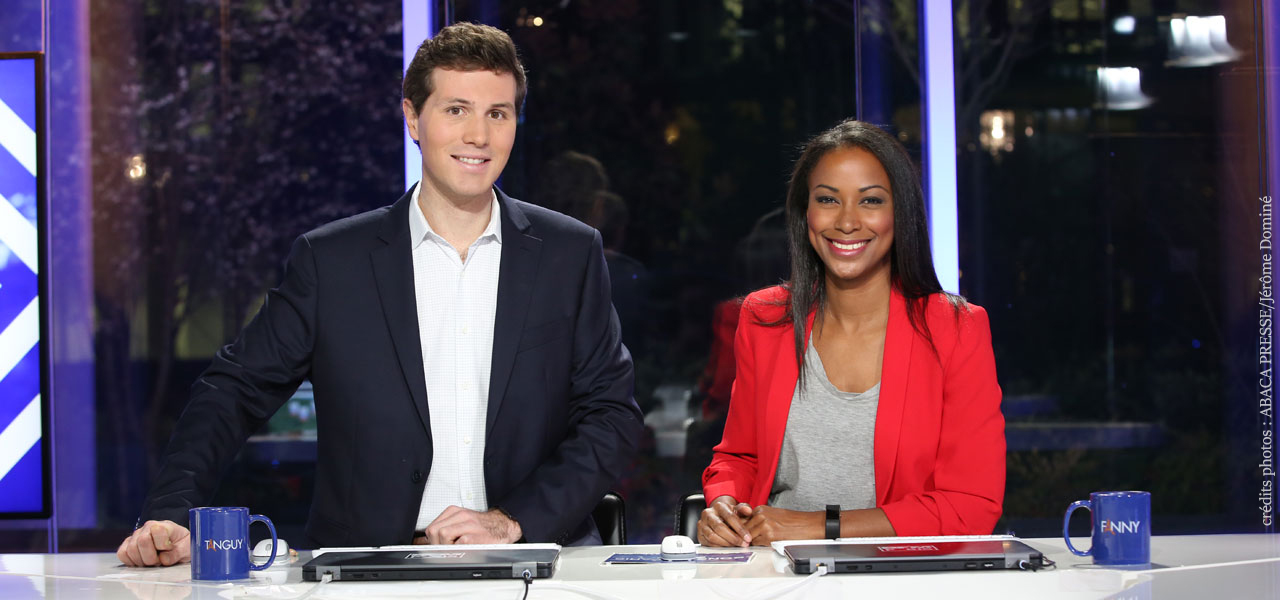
[521, 569, 533, 600]
[1018, 556, 1057, 572]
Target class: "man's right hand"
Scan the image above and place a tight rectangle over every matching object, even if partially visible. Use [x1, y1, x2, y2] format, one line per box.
[117, 520, 191, 567]
[697, 495, 754, 547]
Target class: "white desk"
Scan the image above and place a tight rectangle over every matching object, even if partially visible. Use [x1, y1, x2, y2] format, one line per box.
[1, 535, 1277, 599]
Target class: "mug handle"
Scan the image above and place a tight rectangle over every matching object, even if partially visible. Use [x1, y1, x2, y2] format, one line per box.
[1063, 500, 1093, 557]
[249, 514, 278, 571]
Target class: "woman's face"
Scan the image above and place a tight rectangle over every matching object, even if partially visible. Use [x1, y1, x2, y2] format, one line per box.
[805, 146, 895, 286]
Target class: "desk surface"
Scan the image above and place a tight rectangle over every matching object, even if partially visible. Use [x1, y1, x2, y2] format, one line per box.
[1, 534, 1277, 599]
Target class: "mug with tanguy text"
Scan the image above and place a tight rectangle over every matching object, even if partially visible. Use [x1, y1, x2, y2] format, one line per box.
[189, 507, 277, 580]
[1063, 491, 1151, 567]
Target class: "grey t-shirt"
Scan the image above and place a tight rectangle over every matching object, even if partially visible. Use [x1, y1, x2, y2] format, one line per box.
[768, 340, 878, 511]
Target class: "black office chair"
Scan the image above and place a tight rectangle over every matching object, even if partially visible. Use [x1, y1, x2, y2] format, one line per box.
[592, 492, 627, 545]
[675, 492, 705, 542]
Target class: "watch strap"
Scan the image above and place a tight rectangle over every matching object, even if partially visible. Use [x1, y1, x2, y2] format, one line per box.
[825, 504, 841, 539]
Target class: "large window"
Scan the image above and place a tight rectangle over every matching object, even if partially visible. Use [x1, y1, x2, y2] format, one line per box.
[457, 0, 917, 540]
[84, 0, 405, 546]
[951, 1, 1270, 533]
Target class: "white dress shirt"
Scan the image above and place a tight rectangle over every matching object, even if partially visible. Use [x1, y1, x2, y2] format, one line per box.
[408, 183, 503, 530]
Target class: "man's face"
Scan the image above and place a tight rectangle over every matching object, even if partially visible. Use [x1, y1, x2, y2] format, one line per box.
[402, 68, 518, 205]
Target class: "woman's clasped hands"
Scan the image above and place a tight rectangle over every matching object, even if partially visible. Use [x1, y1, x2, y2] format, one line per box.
[698, 495, 823, 547]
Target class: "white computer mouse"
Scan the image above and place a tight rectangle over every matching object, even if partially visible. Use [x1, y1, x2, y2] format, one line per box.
[251, 538, 289, 559]
[660, 535, 697, 561]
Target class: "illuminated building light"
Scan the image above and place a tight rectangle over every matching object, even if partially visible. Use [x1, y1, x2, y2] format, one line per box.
[1113, 15, 1136, 35]
[979, 110, 1016, 156]
[1166, 15, 1240, 67]
[1096, 67, 1154, 110]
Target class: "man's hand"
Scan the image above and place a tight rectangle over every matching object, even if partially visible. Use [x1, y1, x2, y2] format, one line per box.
[743, 505, 822, 546]
[416, 506, 522, 545]
[697, 495, 754, 547]
[117, 520, 191, 567]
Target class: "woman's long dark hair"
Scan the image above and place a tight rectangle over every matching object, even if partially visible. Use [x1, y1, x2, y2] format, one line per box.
[769, 119, 962, 372]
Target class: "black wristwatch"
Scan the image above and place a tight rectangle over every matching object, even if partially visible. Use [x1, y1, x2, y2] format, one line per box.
[825, 505, 841, 539]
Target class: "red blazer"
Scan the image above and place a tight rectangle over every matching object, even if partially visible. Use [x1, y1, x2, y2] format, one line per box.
[702, 285, 1005, 536]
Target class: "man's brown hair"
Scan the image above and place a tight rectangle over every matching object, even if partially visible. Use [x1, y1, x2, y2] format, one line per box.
[402, 22, 527, 114]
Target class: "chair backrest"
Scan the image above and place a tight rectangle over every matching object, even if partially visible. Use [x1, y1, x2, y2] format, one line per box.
[592, 491, 627, 545]
[675, 492, 705, 542]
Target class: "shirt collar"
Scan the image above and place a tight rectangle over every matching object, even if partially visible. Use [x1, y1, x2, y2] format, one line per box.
[408, 183, 503, 249]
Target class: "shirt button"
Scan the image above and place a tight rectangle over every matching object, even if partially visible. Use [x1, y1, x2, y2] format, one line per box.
[466, 492, 474, 501]
[461, 326, 469, 335]
[411, 470, 423, 483]
[463, 437, 472, 445]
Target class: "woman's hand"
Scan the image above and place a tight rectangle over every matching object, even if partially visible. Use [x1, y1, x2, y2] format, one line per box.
[697, 495, 755, 547]
[743, 506, 823, 546]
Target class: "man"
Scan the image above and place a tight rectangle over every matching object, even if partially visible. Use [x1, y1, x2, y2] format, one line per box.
[117, 22, 642, 567]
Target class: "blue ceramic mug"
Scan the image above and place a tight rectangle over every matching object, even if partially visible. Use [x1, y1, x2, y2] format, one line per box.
[1063, 491, 1151, 567]
[189, 507, 277, 580]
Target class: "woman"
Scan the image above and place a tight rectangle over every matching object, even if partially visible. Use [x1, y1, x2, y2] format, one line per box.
[699, 120, 1005, 547]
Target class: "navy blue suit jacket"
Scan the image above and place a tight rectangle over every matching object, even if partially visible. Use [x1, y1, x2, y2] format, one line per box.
[139, 187, 643, 546]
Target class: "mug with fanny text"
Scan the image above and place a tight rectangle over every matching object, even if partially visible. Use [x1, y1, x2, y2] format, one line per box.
[1063, 490, 1151, 567]
[189, 507, 277, 580]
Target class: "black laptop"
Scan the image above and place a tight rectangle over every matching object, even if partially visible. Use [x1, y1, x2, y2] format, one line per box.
[785, 539, 1045, 574]
[302, 547, 560, 581]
